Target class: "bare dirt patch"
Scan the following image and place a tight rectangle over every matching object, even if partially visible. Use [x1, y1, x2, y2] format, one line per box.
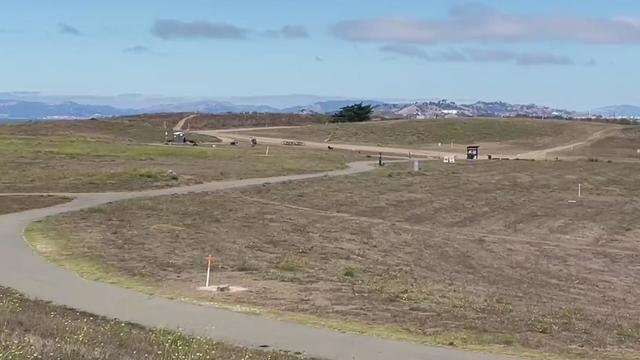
[34, 160, 640, 359]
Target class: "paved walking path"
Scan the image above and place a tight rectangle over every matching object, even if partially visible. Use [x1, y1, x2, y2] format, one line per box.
[0, 161, 515, 360]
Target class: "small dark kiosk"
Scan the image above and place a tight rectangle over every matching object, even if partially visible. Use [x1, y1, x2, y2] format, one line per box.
[467, 145, 479, 160]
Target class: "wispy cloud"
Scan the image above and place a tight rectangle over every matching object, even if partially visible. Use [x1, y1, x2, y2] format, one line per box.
[123, 45, 161, 56]
[266, 25, 309, 38]
[152, 19, 249, 40]
[280, 25, 309, 38]
[58, 23, 81, 36]
[333, 4, 640, 45]
[380, 44, 573, 66]
[153, 20, 310, 41]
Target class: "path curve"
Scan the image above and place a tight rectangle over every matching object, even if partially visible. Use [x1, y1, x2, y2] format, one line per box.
[199, 124, 625, 162]
[0, 161, 514, 360]
[515, 126, 623, 159]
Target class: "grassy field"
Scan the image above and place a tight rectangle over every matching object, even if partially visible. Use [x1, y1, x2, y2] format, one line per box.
[0, 286, 308, 360]
[0, 134, 357, 193]
[243, 118, 612, 155]
[0, 195, 70, 215]
[0, 113, 328, 143]
[29, 159, 640, 360]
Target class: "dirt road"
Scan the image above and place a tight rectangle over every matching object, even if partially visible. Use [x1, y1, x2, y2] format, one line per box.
[173, 113, 199, 131]
[197, 128, 466, 159]
[515, 126, 623, 159]
[199, 124, 624, 161]
[0, 161, 514, 360]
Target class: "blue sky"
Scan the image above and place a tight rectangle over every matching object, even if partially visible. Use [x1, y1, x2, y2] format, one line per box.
[1, 0, 640, 109]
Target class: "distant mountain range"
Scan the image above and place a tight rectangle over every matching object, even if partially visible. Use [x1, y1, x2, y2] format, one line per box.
[144, 101, 279, 114]
[0, 100, 133, 121]
[374, 100, 576, 119]
[1, 96, 639, 122]
[0, 98, 395, 120]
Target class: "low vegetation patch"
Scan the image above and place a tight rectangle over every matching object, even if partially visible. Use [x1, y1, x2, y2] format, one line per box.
[0, 134, 357, 192]
[0, 286, 308, 360]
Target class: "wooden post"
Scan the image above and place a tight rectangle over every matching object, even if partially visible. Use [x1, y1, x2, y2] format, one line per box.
[206, 255, 213, 288]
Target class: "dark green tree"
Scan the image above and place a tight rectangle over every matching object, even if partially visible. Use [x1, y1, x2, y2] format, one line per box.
[332, 103, 373, 123]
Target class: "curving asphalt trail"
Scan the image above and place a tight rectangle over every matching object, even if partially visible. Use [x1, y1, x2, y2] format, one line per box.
[0, 161, 515, 360]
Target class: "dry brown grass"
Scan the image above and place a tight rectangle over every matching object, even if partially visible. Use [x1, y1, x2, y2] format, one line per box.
[114, 113, 327, 131]
[0, 112, 324, 143]
[243, 118, 611, 155]
[32, 159, 640, 359]
[557, 126, 640, 160]
[0, 286, 309, 360]
[0, 134, 358, 193]
[0, 115, 354, 193]
[0, 196, 69, 215]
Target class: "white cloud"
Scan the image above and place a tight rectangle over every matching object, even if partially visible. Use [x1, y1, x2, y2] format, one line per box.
[380, 44, 573, 66]
[332, 5, 640, 44]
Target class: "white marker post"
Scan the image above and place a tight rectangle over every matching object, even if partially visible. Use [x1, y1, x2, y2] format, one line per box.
[265, 146, 270, 156]
[578, 184, 582, 198]
[413, 160, 420, 172]
[205, 255, 213, 288]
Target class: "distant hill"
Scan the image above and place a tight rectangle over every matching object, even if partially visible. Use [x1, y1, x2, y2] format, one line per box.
[374, 100, 575, 119]
[144, 101, 279, 114]
[283, 100, 386, 114]
[0, 96, 586, 121]
[0, 100, 135, 120]
[591, 105, 640, 118]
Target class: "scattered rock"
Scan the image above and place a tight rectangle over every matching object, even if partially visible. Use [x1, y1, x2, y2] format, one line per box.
[217, 285, 231, 292]
[166, 170, 179, 180]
